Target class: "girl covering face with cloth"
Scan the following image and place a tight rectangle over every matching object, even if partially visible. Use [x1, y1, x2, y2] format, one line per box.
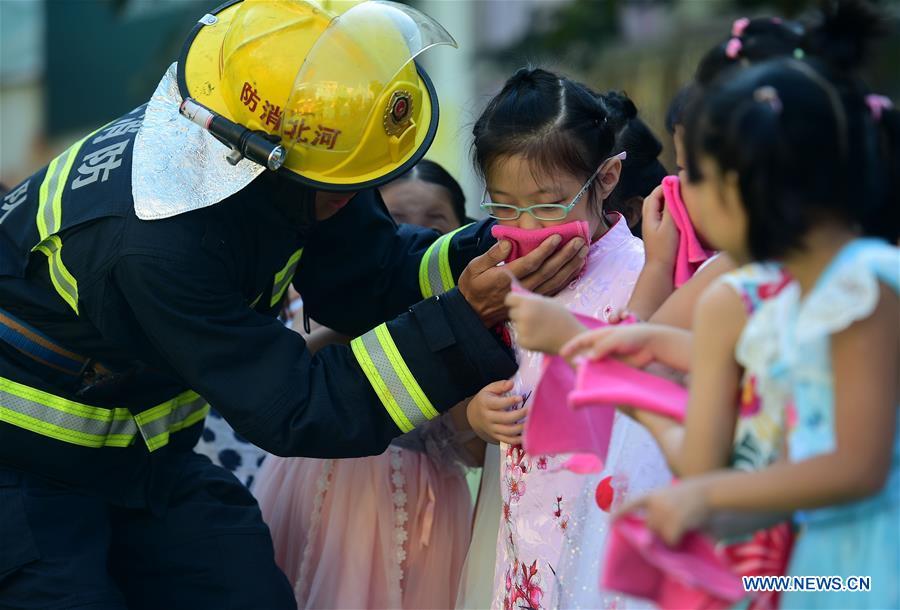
[463, 67, 671, 610]
[613, 7, 899, 606]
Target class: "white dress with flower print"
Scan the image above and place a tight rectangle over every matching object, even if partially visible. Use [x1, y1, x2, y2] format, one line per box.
[490, 217, 666, 610]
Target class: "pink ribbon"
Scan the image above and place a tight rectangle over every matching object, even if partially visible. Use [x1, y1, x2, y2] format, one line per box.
[732, 17, 750, 37]
[866, 94, 894, 121]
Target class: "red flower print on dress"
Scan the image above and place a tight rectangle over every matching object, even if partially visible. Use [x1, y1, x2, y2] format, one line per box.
[785, 401, 798, 432]
[506, 444, 529, 475]
[504, 558, 546, 610]
[740, 375, 762, 417]
[757, 272, 792, 301]
[595, 476, 615, 512]
[723, 521, 795, 610]
[507, 474, 527, 502]
[537, 456, 548, 470]
[552, 496, 571, 533]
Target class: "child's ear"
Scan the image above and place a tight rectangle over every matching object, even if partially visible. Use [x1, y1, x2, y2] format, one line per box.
[597, 158, 622, 198]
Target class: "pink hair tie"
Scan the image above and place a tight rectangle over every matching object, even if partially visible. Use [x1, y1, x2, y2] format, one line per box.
[866, 94, 894, 121]
[726, 37, 743, 59]
[771, 17, 783, 25]
[732, 17, 750, 37]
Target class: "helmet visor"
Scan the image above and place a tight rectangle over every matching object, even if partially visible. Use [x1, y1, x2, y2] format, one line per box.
[280, 1, 456, 161]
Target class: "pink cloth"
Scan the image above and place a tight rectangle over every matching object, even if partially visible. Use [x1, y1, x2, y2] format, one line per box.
[525, 355, 686, 471]
[524, 306, 685, 470]
[491, 220, 590, 263]
[571, 358, 688, 421]
[254, 419, 473, 609]
[523, 354, 615, 459]
[602, 515, 744, 609]
[663, 175, 714, 287]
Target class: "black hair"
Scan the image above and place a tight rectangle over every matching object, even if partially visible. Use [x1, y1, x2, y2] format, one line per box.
[472, 67, 637, 215]
[666, 84, 696, 134]
[388, 159, 467, 225]
[696, 16, 807, 87]
[606, 118, 667, 237]
[672, 10, 818, 136]
[684, 0, 898, 260]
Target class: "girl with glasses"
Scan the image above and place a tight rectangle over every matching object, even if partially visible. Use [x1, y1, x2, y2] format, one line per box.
[462, 67, 671, 610]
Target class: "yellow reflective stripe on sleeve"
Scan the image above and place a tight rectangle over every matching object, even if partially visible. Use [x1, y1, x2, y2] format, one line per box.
[270, 248, 304, 307]
[350, 323, 438, 433]
[418, 223, 472, 299]
[0, 377, 209, 451]
[351, 336, 413, 433]
[373, 324, 438, 420]
[0, 376, 136, 448]
[34, 236, 79, 314]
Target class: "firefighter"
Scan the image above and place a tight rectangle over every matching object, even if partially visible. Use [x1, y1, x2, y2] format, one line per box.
[0, 1, 584, 607]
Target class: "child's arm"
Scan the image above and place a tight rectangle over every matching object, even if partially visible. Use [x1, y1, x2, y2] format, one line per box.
[560, 324, 693, 371]
[448, 398, 487, 464]
[567, 284, 744, 476]
[620, 186, 679, 321]
[621, 285, 899, 545]
[647, 254, 738, 329]
[675, 281, 746, 476]
[504, 291, 586, 355]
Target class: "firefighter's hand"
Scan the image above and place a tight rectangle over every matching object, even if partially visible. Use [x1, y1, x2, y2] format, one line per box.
[459, 236, 586, 327]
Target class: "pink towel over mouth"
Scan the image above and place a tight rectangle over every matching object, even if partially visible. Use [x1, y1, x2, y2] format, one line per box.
[663, 175, 715, 287]
[491, 220, 590, 263]
[602, 515, 745, 609]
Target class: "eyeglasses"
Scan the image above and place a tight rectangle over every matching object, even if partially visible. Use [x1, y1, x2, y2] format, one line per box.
[480, 151, 626, 221]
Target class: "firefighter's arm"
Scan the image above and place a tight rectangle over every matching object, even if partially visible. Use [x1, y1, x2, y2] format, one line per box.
[296, 189, 588, 334]
[111, 253, 516, 458]
[295, 189, 494, 336]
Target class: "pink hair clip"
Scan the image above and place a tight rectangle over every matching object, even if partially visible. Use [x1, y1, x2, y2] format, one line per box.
[726, 37, 743, 59]
[865, 94, 894, 121]
[732, 17, 750, 37]
[771, 17, 783, 25]
[754, 86, 783, 114]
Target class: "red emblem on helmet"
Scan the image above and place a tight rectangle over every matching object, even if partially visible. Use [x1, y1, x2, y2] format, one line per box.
[384, 90, 413, 136]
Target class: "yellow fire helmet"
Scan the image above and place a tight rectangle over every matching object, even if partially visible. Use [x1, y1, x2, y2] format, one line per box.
[178, 0, 457, 191]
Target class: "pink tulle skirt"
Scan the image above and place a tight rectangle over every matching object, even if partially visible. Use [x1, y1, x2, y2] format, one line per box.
[254, 446, 472, 609]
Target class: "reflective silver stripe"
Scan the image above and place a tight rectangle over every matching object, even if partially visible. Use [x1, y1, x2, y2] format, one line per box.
[425, 240, 445, 296]
[270, 248, 303, 307]
[419, 223, 471, 298]
[0, 377, 136, 448]
[34, 236, 79, 313]
[135, 392, 209, 451]
[358, 330, 430, 431]
[0, 376, 207, 451]
[40, 152, 70, 237]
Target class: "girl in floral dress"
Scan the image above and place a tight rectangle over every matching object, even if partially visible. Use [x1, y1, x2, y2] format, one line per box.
[464, 68, 671, 610]
[614, 9, 899, 607]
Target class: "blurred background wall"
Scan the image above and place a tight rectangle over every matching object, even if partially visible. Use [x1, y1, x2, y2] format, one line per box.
[2, 0, 898, 217]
